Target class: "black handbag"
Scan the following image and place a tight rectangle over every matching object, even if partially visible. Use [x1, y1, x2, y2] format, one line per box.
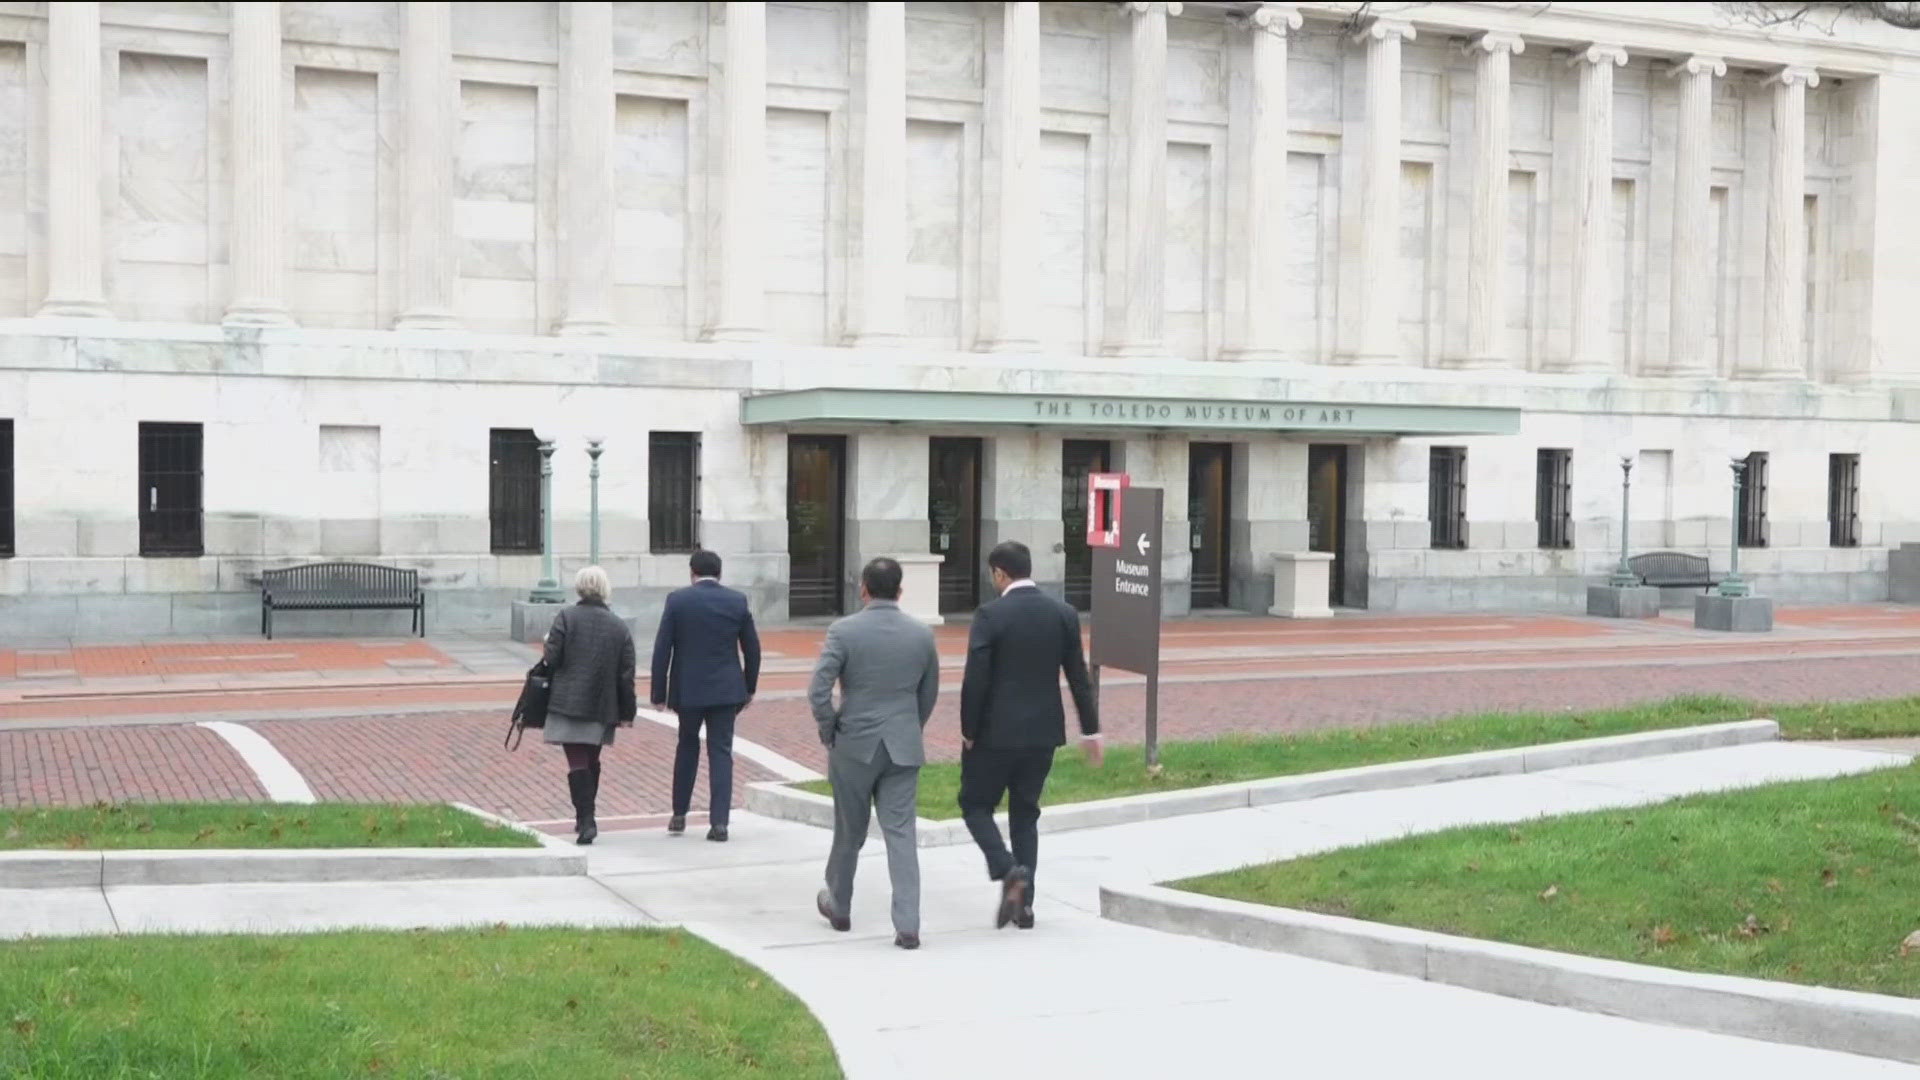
[504, 661, 552, 751]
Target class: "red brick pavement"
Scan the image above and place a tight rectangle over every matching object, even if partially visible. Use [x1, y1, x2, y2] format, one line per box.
[1, 640, 452, 680]
[0, 724, 266, 807]
[249, 714, 774, 823]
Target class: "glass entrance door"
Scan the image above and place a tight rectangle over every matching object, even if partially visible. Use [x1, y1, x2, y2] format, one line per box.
[929, 437, 983, 614]
[787, 435, 846, 618]
[1188, 442, 1232, 609]
[1308, 444, 1348, 607]
[1061, 439, 1112, 611]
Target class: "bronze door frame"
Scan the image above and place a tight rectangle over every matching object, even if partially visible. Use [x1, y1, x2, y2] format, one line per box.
[929, 436, 984, 614]
[1187, 442, 1233, 609]
[787, 435, 847, 618]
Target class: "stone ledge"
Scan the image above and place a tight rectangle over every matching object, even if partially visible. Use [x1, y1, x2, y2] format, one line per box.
[745, 720, 1782, 845]
[0, 846, 586, 889]
[1099, 884, 1920, 1067]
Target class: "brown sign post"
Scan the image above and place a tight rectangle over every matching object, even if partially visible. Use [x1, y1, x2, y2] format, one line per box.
[1090, 486, 1164, 768]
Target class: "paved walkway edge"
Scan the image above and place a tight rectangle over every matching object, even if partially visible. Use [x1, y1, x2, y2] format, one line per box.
[0, 847, 587, 889]
[1100, 883, 1920, 1067]
[745, 719, 1783, 846]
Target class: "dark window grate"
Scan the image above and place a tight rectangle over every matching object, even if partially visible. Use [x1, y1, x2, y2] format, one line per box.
[0, 418, 12, 557]
[649, 432, 701, 554]
[489, 429, 542, 555]
[1828, 453, 1860, 548]
[1737, 451, 1769, 548]
[1429, 447, 1468, 550]
[139, 422, 204, 557]
[1535, 448, 1573, 549]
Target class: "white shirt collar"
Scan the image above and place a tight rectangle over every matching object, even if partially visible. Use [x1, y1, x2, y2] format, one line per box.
[1001, 579, 1038, 595]
[694, 576, 720, 585]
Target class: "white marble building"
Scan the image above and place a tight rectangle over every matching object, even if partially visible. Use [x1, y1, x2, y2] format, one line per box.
[0, 0, 1918, 635]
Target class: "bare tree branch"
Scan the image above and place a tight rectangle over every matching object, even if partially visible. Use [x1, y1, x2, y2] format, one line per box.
[1723, 1, 1920, 32]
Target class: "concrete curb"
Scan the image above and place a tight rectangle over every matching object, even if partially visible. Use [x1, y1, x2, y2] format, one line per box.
[746, 719, 1782, 847]
[0, 846, 587, 889]
[1099, 883, 1920, 1066]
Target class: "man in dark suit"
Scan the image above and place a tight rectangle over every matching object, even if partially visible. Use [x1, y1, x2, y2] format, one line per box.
[958, 540, 1101, 930]
[651, 549, 762, 842]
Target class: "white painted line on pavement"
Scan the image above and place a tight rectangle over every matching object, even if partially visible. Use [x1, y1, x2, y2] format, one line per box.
[197, 720, 317, 804]
[635, 706, 824, 783]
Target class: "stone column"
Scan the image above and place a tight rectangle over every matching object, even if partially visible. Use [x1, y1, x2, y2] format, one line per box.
[396, 1, 457, 330]
[1456, 32, 1523, 369]
[38, 1, 109, 317]
[559, 1, 615, 335]
[1662, 55, 1724, 377]
[1223, 2, 1298, 361]
[225, 1, 294, 326]
[705, 1, 767, 342]
[1107, 1, 1178, 357]
[1342, 18, 1413, 366]
[1756, 65, 1819, 379]
[978, 1, 1040, 353]
[850, 0, 907, 345]
[1560, 44, 1627, 373]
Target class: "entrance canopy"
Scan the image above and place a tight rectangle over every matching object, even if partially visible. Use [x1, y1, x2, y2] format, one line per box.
[741, 388, 1521, 437]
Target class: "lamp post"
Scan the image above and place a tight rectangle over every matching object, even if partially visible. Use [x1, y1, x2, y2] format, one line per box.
[529, 436, 565, 603]
[1607, 451, 1637, 588]
[1719, 456, 1750, 598]
[586, 437, 604, 568]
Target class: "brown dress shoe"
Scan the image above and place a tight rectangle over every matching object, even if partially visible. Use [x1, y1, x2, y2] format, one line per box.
[995, 866, 1032, 929]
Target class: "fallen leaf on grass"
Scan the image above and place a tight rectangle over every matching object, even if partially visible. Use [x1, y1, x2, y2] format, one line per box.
[1539, 884, 1559, 901]
[1900, 930, 1920, 958]
[9, 1015, 34, 1039]
[1765, 878, 1784, 895]
[1650, 924, 1679, 947]
[1734, 914, 1768, 939]
[1821, 868, 1838, 888]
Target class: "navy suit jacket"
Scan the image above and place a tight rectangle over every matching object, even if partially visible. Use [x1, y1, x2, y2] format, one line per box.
[650, 579, 761, 711]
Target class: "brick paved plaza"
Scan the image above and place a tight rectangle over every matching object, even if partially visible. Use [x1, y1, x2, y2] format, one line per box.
[5, 605, 1920, 826]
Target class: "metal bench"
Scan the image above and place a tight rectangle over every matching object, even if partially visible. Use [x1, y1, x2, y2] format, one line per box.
[260, 562, 426, 639]
[1628, 551, 1721, 593]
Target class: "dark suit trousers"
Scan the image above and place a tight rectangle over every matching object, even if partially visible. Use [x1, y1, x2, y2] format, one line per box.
[957, 746, 1055, 890]
[671, 705, 739, 827]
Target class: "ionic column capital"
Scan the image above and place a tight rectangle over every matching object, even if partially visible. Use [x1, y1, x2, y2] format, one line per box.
[1354, 17, 1414, 45]
[1668, 54, 1727, 79]
[1464, 31, 1524, 58]
[1246, 3, 1302, 33]
[1767, 64, 1820, 89]
[1122, 1, 1183, 17]
[1569, 43, 1628, 68]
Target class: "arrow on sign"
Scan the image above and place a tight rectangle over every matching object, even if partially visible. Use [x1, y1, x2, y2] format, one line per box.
[1136, 533, 1153, 557]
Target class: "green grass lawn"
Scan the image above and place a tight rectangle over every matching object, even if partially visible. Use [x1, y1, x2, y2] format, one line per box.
[1178, 760, 1920, 998]
[0, 927, 840, 1079]
[797, 695, 1920, 820]
[0, 803, 538, 851]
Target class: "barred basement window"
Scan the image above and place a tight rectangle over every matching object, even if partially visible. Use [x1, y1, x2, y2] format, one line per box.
[1737, 451, 1769, 549]
[0, 418, 12, 557]
[138, 422, 203, 557]
[489, 429, 542, 555]
[649, 432, 701, 554]
[1429, 447, 1468, 550]
[1535, 449, 1572, 549]
[1829, 453, 1861, 548]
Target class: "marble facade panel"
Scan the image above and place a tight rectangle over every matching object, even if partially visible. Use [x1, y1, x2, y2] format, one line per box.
[291, 66, 379, 329]
[1164, 140, 1211, 361]
[767, 3, 848, 91]
[1036, 129, 1095, 356]
[765, 106, 832, 344]
[612, 94, 690, 337]
[0, 41, 24, 317]
[904, 118, 964, 347]
[613, 1, 705, 77]
[905, 5, 982, 99]
[454, 80, 540, 333]
[284, 2, 399, 51]
[113, 51, 212, 323]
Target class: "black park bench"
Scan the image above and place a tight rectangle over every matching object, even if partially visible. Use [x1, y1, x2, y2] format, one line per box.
[259, 562, 426, 639]
[1628, 551, 1722, 593]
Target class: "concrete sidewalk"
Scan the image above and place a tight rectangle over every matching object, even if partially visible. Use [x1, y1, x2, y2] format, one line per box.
[5, 740, 1912, 1076]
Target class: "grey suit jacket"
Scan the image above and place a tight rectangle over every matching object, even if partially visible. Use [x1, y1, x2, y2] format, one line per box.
[808, 600, 940, 767]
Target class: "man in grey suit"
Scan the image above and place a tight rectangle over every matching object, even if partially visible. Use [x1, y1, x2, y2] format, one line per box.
[808, 557, 941, 950]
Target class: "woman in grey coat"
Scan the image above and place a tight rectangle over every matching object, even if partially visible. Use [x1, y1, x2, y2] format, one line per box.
[541, 566, 638, 845]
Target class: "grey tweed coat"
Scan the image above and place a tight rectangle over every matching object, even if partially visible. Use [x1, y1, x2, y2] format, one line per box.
[540, 599, 638, 746]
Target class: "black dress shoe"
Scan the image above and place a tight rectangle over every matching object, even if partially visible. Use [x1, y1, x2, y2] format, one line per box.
[894, 932, 920, 950]
[1016, 906, 1034, 930]
[816, 889, 850, 932]
[995, 866, 1032, 929]
[666, 815, 686, 835]
[706, 825, 729, 842]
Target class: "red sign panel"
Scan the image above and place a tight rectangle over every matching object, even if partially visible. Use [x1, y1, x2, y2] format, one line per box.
[1087, 472, 1129, 550]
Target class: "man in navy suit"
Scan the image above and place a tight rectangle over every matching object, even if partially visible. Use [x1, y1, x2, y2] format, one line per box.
[651, 549, 762, 842]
